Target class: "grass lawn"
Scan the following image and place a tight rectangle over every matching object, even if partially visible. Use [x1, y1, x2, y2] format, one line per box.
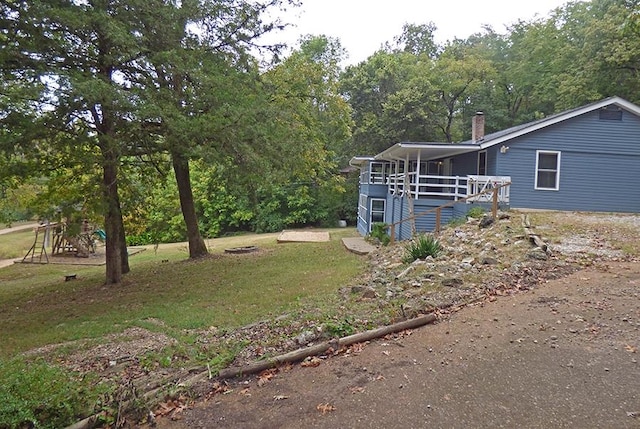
[0, 229, 36, 259]
[0, 227, 368, 427]
[0, 228, 364, 357]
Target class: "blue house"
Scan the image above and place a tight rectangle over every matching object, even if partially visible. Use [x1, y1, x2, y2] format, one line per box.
[350, 96, 640, 240]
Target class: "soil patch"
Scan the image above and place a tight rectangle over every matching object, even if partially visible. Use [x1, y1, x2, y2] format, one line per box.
[16, 246, 146, 266]
[144, 212, 640, 429]
[154, 260, 640, 429]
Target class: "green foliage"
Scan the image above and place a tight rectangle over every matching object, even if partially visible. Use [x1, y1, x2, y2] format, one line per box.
[0, 182, 38, 225]
[447, 216, 467, 228]
[402, 234, 442, 263]
[0, 357, 110, 429]
[466, 206, 486, 219]
[324, 318, 355, 338]
[368, 222, 391, 246]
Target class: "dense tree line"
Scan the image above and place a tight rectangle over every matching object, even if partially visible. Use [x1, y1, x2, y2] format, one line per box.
[1, 0, 638, 283]
[343, 0, 640, 155]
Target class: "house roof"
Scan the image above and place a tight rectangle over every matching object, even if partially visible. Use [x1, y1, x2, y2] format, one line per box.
[349, 156, 375, 167]
[476, 96, 640, 150]
[375, 142, 478, 162]
[350, 96, 640, 165]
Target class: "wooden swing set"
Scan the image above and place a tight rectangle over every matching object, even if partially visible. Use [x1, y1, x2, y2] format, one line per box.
[22, 220, 100, 264]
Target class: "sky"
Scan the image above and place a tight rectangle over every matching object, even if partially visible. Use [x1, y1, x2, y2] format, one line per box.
[263, 0, 570, 65]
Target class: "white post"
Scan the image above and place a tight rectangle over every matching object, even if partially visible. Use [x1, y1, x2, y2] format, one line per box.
[415, 151, 421, 200]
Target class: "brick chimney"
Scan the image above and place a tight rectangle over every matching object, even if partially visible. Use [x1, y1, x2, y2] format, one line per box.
[472, 112, 485, 142]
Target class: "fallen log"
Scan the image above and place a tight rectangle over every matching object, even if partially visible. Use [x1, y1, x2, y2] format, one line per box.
[65, 313, 438, 429]
[218, 313, 437, 379]
[218, 341, 339, 379]
[338, 313, 437, 347]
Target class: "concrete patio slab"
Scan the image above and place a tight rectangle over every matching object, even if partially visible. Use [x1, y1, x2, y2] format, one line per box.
[277, 230, 330, 243]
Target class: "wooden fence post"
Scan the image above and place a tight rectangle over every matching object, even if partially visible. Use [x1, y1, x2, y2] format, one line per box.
[492, 186, 498, 218]
[435, 207, 441, 235]
[389, 224, 395, 244]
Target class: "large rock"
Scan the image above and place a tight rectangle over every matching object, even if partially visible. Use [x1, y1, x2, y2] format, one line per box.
[479, 216, 495, 228]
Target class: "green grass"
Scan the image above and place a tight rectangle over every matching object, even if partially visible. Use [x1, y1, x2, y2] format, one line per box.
[0, 229, 35, 259]
[0, 357, 110, 429]
[0, 228, 363, 357]
[0, 228, 365, 428]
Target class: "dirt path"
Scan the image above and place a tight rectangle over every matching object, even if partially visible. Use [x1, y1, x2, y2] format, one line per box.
[0, 222, 38, 236]
[154, 261, 640, 429]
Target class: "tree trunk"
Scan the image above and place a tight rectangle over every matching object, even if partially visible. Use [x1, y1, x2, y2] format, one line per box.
[103, 150, 124, 284]
[117, 187, 130, 275]
[172, 151, 208, 258]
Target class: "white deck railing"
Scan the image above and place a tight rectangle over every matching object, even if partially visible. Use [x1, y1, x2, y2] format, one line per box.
[466, 175, 510, 203]
[387, 173, 510, 203]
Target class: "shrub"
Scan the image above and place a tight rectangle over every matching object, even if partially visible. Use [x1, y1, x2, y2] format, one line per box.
[466, 206, 486, 219]
[324, 319, 355, 337]
[403, 234, 441, 263]
[368, 222, 390, 246]
[0, 357, 110, 429]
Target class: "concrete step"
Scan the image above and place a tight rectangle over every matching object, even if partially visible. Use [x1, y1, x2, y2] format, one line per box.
[342, 237, 376, 255]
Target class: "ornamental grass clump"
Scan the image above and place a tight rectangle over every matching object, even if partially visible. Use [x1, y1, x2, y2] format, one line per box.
[403, 234, 442, 263]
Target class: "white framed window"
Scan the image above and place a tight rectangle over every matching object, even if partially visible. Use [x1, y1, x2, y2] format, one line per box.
[358, 194, 368, 222]
[369, 198, 386, 229]
[478, 150, 487, 176]
[535, 150, 561, 190]
[369, 162, 388, 184]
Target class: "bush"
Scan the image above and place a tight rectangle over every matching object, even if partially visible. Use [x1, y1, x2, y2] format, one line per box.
[466, 206, 486, 219]
[403, 234, 441, 263]
[368, 222, 390, 246]
[0, 358, 110, 429]
[324, 319, 355, 337]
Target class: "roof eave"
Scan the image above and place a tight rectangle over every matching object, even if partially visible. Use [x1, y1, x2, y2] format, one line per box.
[480, 96, 640, 149]
[375, 142, 478, 161]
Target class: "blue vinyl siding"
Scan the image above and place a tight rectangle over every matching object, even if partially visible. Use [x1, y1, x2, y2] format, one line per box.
[359, 183, 388, 199]
[485, 145, 500, 176]
[354, 101, 640, 239]
[498, 110, 640, 212]
[451, 152, 477, 175]
[387, 197, 469, 240]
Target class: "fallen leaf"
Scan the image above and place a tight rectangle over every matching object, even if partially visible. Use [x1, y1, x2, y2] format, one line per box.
[350, 386, 365, 394]
[382, 350, 390, 356]
[396, 329, 413, 338]
[301, 356, 322, 367]
[239, 388, 251, 396]
[625, 344, 637, 353]
[257, 369, 277, 387]
[349, 343, 364, 354]
[155, 395, 189, 418]
[211, 381, 230, 395]
[273, 395, 289, 401]
[276, 362, 293, 372]
[317, 403, 336, 414]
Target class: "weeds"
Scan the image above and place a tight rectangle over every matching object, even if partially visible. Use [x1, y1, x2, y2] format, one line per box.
[466, 206, 486, 219]
[0, 357, 111, 429]
[324, 318, 355, 337]
[402, 234, 442, 263]
[367, 222, 390, 246]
